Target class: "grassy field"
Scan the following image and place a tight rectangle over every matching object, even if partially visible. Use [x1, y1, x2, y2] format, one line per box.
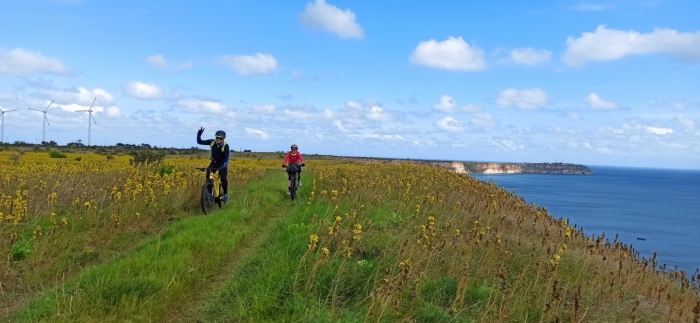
[1, 148, 698, 322]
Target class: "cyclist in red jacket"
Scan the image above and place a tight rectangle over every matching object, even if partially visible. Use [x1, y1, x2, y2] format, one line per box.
[282, 144, 305, 194]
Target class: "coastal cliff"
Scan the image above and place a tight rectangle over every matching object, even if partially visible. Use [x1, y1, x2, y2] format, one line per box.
[461, 162, 593, 175]
[324, 156, 593, 175]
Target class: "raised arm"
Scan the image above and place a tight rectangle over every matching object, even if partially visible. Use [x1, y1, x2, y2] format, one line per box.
[196, 127, 210, 145]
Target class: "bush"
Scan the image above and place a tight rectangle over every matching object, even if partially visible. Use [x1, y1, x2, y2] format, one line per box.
[9, 152, 22, 163]
[49, 151, 67, 158]
[129, 150, 166, 165]
[158, 165, 175, 177]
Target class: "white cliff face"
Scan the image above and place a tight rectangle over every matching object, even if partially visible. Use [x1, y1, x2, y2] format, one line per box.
[481, 163, 522, 174]
[452, 162, 467, 174]
[324, 157, 592, 175]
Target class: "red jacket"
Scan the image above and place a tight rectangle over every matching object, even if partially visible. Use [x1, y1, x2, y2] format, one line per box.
[282, 151, 304, 166]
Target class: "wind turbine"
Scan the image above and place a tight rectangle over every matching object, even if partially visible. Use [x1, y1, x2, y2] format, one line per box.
[76, 97, 97, 146]
[28, 100, 54, 143]
[0, 107, 17, 143]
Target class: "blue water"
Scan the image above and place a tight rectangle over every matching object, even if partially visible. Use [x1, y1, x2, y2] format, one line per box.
[470, 166, 700, 275]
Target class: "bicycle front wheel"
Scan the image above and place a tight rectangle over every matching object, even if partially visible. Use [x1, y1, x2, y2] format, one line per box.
[290, 174, 298, 201]
[201, 183, 215, 214]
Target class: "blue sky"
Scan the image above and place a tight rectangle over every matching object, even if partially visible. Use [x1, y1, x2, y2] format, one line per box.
[1, 0, 699, 169]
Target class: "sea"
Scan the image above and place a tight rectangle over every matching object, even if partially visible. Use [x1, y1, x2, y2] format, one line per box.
[469, 166, 700, 276]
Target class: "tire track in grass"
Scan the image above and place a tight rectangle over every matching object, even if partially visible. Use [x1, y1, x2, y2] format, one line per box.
[167, 169, 302, 322]
[10, 169, 297, 322]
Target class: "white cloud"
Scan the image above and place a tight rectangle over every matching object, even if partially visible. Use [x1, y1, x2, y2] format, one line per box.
[509, 48, 551, 65]
[463, 104, 483, 113]
[106, 106, 122, 117]
[147, 55, 169, 69]
[497, 88, 548, 110]
[334, 120, 348, 132]
[338, 100, 396, 123]
[436, 117, 463, 132]
[645, 126, 673, 135]
[244, 127, 270, 140]
[252, 104, 277, 115]
[283, 106, 334, 121]
[490, 139, 525, 151]
[367, 106, 392, 121]
[219, 53, 278, 75]
[146, 54, 192, 71]
[299, 0, 364, 39]
[124, 81, 163, 100]
[563, 25, 700, 66]
[0, 48, 68, 76]
[470, 113, 497, 128]
[567, 111, 582, 120]
[347, 133, 406, 142]
[584, 93, 618, 110]
[44, 87, 115, 111]
[410, 36, 486, 71]
[433, 95, 456, 113]
[675, 114, 696, 130]
[177, 99, 228, 114]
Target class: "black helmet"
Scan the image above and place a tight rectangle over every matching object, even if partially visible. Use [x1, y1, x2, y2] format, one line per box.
[215, 130, 226, 139]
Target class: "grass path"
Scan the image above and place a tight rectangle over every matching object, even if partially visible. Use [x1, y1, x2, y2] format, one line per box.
[167, 169, 301, 322]
[9, 169, 305, 322]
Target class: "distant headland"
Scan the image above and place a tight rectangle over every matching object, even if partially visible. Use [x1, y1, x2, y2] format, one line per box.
[325, 156, 594, 175]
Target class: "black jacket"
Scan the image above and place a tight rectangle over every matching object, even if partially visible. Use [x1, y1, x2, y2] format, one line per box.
[197, 134, 230, 168]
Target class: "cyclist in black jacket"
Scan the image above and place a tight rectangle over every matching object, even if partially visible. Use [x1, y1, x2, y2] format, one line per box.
[197, 127, 230, 202]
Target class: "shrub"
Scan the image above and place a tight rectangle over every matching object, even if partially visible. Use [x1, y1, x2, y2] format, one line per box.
[129, 150, 166, 165]
[49, 151, 67, 158]
[9, 152, 22, 163]
[158, 165, 175, 177]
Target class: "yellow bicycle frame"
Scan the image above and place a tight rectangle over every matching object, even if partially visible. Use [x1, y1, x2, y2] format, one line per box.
[209, 170, 221, 197]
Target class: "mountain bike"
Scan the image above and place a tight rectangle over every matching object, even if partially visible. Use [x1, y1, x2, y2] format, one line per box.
[284, 163, 304, 201]
[196, 167, 225, 214]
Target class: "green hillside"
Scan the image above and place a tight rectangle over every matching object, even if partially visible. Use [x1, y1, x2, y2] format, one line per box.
[2, 157, 699, 322]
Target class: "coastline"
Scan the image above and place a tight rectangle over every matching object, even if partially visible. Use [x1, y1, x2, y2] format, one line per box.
[325, 155, 594, 175]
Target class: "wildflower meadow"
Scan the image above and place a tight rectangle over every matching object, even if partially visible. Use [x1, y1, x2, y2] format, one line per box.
[1, 149, 698, 322]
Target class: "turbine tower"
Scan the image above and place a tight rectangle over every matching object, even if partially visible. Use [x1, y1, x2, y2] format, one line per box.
[76, 97, 97, 146]
[28, 100, 54, 143]
[0, 107, 17, 143]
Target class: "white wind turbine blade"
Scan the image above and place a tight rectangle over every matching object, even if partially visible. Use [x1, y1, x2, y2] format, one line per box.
[44, 100, 54, 112]
[45, 114, 51, 126]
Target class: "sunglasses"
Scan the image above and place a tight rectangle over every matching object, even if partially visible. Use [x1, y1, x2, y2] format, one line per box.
[291, 148, 297, 150]
[216, 137, 224, 140]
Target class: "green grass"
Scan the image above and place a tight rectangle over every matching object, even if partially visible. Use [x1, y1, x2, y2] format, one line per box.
[4, 161, 700, 322]
[11, 169, 290, 322]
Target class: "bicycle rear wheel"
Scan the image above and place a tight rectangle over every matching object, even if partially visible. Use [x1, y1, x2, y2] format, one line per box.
[290, 173, 298, 201]
[201, 183, 215, 214]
